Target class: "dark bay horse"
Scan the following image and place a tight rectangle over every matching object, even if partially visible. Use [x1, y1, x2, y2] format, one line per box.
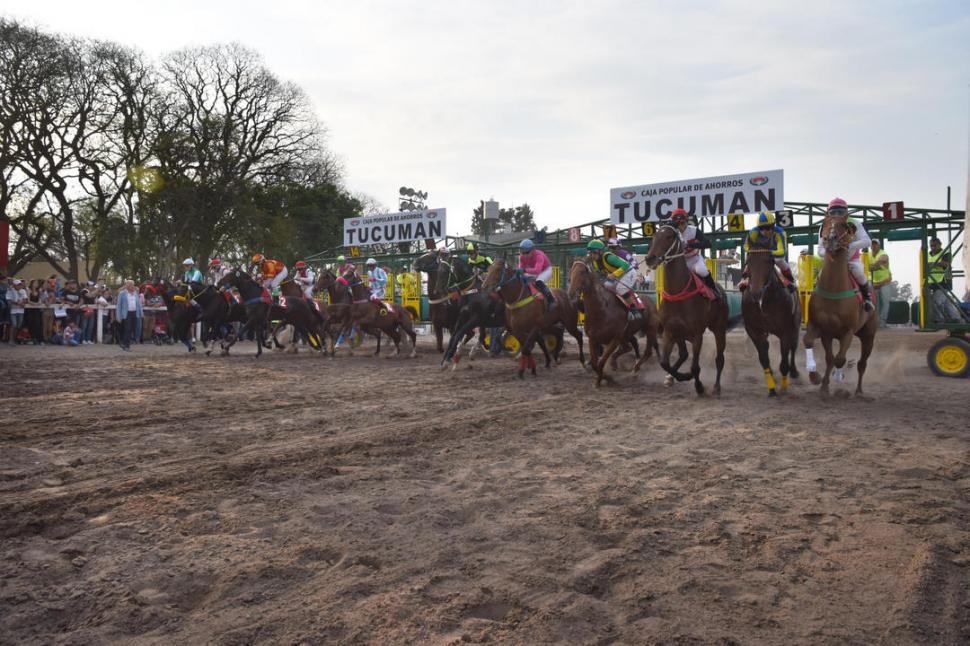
[803, 216, 877, 396]
[742, 247, 801, 396]
[216, 269, 271, 357]
[414, 251, 459, 353]
[567, 260, 660, 386]
[431, 255, 491, 368]
[314, 268, 355, 356]
[644, 224, 730, 396]
[344, 270, 418, 358]
[482, 258, 585, 378]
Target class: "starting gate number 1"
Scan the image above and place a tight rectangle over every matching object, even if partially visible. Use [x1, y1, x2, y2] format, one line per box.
[727, 214, 744, 231]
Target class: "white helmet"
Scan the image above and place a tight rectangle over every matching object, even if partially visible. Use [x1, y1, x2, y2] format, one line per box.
[366, 257, 377, 265]
[438, 246, 450, 255]
[183, 258, 195, 265]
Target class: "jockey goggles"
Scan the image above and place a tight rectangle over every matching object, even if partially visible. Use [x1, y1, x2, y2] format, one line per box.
[827, 207, 848, 216]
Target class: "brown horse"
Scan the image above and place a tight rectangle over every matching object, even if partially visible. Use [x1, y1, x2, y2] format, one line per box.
[314, 268, 356, 356]
[344, 270, 418, 358]
[644, 224, 729, 396]
[803, 217, 877, 396]
[414, 251, 459, 352]
[567, 259, 660, 386]
[482, 258, 585, 378]
[741, 248, 802, 396]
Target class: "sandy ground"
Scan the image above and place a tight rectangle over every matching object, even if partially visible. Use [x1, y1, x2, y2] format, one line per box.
[1, 328, 968, 645]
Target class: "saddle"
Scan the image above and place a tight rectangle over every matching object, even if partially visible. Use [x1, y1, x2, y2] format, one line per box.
[611, 289, 645, 311]
[526, 281, 546, 302]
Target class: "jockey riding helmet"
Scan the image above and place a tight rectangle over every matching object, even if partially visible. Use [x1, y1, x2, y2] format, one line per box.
[183, 258, 195, 266]
[251, 253, 265, 264]
[757, 211, 775, 228]
[607, 237, 620, 246]
[671, 208, 689, 225]
[519, 239, 534, 252]
[209, 258, 221, 266]
[827, 197, 848, 216]
[587, 239, 607, 252]
[366, 258, 377, 266]
[466, 242, 477, 253]
[336, 255, 345, 262]
[438, 247, 450, 256]
[294, 261, 307, 269]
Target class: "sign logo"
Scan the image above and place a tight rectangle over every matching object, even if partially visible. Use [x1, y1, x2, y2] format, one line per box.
[350, 219, 359, 226]
[620, 191, 636, 199]
[426, 210, 438, 219]
[749, 176, 769, 186]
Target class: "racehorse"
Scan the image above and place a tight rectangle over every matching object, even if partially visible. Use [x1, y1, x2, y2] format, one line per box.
[433, 254, 503, 369]
[802, 216, 877, 396]
[154, 278, 198, 352]
[567, 259, 660, 386]
[644, 224, 730, 396]
[414, 251, 459, 352]
[343, 270, 418, 358]
[314, 268, 358, 356]
[482, 258, 585, 378]
[216, 269, 272, 357]
[742, 246, 801, 396]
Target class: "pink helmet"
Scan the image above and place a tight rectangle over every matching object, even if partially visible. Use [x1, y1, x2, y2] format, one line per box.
[827, 197, 847, 210]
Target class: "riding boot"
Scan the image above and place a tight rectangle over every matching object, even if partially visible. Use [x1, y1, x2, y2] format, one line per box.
[859, 282, 874, 312]
[701, 273, 718, 296]
[536, 280, 555, 305]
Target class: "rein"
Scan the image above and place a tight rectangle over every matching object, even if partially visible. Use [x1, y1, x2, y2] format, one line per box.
[652, 225, 687, 265]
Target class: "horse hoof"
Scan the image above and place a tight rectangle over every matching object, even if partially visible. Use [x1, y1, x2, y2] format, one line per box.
[517, 371, 525, 379]
[204, 350, 212, 356]
[809, 371, 821, 385]
[664, 375, 674, 387]
[768, 389, 777, 397]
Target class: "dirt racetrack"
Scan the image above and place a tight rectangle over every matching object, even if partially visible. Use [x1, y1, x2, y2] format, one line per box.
[1, 328, 968, 645]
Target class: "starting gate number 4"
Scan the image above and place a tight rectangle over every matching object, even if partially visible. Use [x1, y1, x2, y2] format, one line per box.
[727, 213, 745, 231]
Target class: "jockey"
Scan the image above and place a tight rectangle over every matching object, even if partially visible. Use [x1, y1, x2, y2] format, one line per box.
[335, 254, 356, 277]
[607, 237, 636, 268]
[743, 211, 796, 293]
[251, 253, 288, 292]
[518, 238, 555, 304]
[366, 258, 388, 301]
[817, 197, 873, 311]
[293, 261, 315, 299]
[208, 258, 231, 285]
[588, 239, 640, 319]
[181, 258, 203, 285]
[466, 242, 492, 277]
[671, 208, 718, 295]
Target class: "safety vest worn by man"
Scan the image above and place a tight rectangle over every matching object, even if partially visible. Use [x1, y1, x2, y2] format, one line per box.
[870, 249, 891, 286]
[927, 249, 950, 288]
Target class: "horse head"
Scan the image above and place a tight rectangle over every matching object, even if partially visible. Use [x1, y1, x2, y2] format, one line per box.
[745, 248, 778, 308]
[644, 225, 682, 269]
[567, 259, 594, 301]
[821, 216, 852, 255]
[413, 251, 438, 274]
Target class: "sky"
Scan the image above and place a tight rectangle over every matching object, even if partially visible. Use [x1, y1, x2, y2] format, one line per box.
[3, 0, 969, 290]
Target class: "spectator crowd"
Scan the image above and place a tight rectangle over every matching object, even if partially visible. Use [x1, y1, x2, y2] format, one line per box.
[0, 274, 172, 347]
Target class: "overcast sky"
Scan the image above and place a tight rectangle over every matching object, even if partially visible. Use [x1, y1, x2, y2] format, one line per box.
[4, 0, 969, 287]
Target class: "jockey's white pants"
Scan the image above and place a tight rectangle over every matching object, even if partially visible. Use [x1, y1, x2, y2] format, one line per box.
[269, 267, 288, 290]
[606, 270, 638, 297]
[774, 258, 791, 273]
[371, 286, 386, 300]
[848, 260, 867, 285]
[534, 267, 553, 283]
[685, 254, 709, 277]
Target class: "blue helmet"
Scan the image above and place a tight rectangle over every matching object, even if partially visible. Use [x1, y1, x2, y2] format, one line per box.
[519, 239, 534, 252]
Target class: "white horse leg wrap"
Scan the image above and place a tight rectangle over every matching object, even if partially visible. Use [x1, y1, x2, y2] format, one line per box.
[805, 348, 816, 372]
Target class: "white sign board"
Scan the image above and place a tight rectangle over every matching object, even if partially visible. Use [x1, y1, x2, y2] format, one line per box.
[343, 208, 447, 247]
[610, 169, 784, 224]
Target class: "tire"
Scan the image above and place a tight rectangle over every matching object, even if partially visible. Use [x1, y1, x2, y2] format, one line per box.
[927, 337, 970, 378]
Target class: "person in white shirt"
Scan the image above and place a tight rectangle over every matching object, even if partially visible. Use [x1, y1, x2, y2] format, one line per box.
[7, 279, 27, 344]
[293, 261, 315, 299]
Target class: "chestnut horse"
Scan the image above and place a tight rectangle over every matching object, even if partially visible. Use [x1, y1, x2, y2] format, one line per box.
[482, 258, 585, 378]
[741, 247, 801, 396]
[644, 224, 729, 396]
[314, 268, 362, 356]
[344, 270, 418, 358]
[803, 216, 877, 396]
[567, 259, 660, 386]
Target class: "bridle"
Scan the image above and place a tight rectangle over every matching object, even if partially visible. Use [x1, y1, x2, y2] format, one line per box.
[649, 225, 687, 266]
[486, 260, 528, 305]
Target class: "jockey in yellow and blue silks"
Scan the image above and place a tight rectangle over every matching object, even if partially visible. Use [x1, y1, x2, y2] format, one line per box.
[587, 239, 640, 319]
[744, 211, 796, 293]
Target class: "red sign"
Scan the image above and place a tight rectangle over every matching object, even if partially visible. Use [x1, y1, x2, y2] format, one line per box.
[567, 227, 580, 243]
[882, 201, 904, 220]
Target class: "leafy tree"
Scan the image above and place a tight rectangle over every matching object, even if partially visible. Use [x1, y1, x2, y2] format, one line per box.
[471, 202, 536, 236]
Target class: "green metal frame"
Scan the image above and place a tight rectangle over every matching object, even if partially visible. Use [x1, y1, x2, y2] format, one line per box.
[309, 201, 967, 332]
